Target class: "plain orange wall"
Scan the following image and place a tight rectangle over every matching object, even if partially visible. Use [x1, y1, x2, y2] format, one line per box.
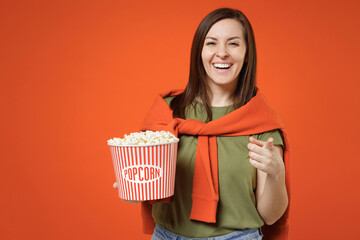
[1, 0, 359, 239]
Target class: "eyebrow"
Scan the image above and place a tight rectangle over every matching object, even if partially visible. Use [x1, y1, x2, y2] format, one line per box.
[205, 36, 241, 41]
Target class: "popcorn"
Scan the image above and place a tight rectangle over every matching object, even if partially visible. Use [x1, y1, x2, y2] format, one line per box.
[107, 130, 179, 146]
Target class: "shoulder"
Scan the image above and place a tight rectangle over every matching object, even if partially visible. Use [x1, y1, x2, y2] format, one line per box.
[163, 96, 175, 106]
[160, 89, 184, 106]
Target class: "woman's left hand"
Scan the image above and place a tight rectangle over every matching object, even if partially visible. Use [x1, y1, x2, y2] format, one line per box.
[247, 137, 285, 178]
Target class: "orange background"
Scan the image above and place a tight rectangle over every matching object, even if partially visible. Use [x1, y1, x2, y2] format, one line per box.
[1, 0, 359, 239]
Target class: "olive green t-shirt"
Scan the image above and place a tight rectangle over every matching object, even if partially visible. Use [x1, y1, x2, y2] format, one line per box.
[152, 97, 284, 238]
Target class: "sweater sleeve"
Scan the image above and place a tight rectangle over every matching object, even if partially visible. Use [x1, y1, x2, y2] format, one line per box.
[141, 202, 156, 234]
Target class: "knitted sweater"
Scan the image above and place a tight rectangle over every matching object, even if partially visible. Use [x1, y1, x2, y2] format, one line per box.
[139, 89, 290, 240]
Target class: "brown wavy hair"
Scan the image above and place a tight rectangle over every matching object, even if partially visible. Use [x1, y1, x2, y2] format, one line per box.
[168, 8, 258, 122]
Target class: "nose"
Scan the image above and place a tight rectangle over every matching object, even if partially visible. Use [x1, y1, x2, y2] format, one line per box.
[215, 44, 229, 58]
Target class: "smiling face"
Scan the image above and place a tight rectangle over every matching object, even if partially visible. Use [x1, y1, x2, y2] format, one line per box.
[201, 18, 247, 90]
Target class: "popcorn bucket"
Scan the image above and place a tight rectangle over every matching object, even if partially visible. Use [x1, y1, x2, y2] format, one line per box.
[109, 140, 179, 201]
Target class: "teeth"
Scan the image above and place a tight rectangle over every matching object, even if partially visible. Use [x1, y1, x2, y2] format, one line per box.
[213, 63, 232, 69]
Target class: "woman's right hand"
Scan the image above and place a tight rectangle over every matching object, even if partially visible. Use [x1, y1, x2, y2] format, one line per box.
[113, 182, 141, 204]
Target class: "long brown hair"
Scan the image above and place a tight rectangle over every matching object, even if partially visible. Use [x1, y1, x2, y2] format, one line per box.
[169, 8, 258, 122]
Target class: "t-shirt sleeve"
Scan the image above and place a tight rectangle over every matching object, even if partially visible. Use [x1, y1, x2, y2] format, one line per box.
[257, 129, 284, 147]
[163, 96, 174, 106]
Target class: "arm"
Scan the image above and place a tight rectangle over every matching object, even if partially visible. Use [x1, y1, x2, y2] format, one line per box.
[248, 137, 288, 225]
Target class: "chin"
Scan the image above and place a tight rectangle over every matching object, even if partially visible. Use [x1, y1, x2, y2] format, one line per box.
[209, 78, 237, 86]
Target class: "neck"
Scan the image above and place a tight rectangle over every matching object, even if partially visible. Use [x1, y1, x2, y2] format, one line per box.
[207, 80, 237, 107]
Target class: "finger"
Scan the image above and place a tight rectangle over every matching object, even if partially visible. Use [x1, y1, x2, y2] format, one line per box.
[264, 137, 274, 150]
[122, 199, 141, 204]
[249, 158, 266, 172]
[249, 136, 266, 147]
[113, 182, 118, 189]
[248, 150, 265, 163]
[247, 143, 269, 156]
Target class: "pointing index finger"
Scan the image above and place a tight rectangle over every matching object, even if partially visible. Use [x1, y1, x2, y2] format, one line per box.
[264, 137, 274, 149]
[249, 136, 265, 147]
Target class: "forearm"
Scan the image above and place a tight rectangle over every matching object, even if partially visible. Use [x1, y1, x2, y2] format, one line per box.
[256, 172, 288, 225]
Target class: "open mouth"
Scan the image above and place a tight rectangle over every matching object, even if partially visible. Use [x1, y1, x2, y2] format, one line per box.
[212, 63, 233, 70]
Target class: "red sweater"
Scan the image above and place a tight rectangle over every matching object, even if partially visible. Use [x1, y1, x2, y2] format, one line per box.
[140, 89, 290, 240]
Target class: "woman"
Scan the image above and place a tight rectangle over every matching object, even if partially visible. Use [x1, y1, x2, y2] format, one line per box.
[115, 7, 290, 240]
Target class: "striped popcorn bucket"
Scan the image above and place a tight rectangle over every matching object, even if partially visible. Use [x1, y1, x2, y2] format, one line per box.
[109, 140, 179, 201]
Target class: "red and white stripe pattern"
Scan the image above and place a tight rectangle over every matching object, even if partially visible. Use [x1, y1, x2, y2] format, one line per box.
[110, 142, 178, 201]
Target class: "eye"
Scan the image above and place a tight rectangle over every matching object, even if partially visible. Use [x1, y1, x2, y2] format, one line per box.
[205, 41, 216, 45]
[229, 42, 239, 46]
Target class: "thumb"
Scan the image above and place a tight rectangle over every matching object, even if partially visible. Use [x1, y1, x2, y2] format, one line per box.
[113, 182, 118, 189]
[264, 137, 274, 149]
